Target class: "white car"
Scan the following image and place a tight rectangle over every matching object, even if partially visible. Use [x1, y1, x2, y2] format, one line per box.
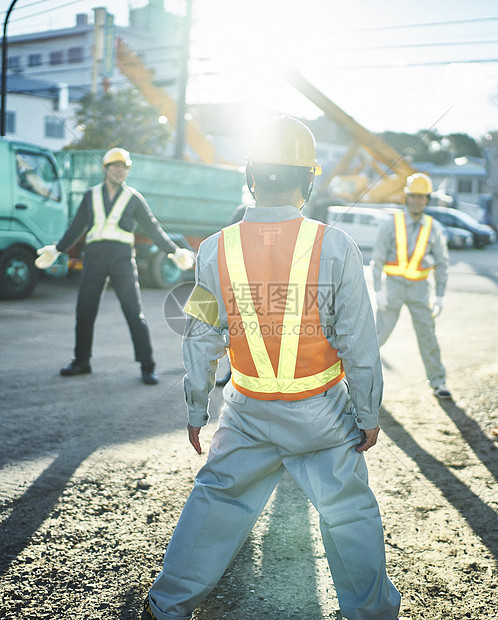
[327, 206, 391, 248]
[327, 204, 476, 251]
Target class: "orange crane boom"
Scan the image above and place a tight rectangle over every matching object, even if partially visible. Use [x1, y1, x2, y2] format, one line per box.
[284, 67, 418, 203]
[116, 38, 219, 164]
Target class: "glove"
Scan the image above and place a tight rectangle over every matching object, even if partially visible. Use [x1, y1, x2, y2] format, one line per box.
[432, 296, 443, 318]
[35, 244, 60, 269]
[376, 290, 388, 312]
[168, 247, 195, 271]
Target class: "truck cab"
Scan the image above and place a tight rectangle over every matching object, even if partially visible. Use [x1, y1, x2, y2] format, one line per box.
[0, 138, 68, 299]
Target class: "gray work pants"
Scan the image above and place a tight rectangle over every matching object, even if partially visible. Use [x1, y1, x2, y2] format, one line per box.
[376, 277, 446, 388]
[149, 380, 400, 620]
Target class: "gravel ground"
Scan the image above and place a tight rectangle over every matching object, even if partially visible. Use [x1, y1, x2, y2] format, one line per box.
[1, 275, 497, 619]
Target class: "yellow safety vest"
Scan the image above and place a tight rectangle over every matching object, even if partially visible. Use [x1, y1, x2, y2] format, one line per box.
[383, 211, 433, 280]
[86, 184, 136, 245]
[219, 218, 344, 401]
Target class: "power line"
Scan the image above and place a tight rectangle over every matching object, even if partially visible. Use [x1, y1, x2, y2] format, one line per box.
[330, 15, 498, 34]
[5, 48, 180, 74]
[1, 0, 57, 13]
[7, 57, 498, 99]
[195, 13, 498, 35]
[339, 39, 498, 52]
[6, 43, 496, 77]
[6, 42, 498, 75]
[9, 45, 498, 75]
[5, 3, 498, 31]
[319, 58, 498, 70]
[5, 0, 88, 23]
[5, 56, 498, 97]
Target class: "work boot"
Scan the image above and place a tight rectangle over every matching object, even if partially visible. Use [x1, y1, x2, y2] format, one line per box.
[142, 596, 156, 620]
[60, 359, 91, 376]
[141, 362, 158, 385]
[433, 383, 452, 400]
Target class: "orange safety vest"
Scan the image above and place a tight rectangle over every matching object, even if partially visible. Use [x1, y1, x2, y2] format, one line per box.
[383, 211, 433, 280]
[218, 217, 344, 401]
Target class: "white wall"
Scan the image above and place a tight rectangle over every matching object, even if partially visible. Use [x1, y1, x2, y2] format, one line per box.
[6, 93, 81, 151]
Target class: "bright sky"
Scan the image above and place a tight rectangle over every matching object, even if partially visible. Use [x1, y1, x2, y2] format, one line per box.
[4, 0, 498, 138]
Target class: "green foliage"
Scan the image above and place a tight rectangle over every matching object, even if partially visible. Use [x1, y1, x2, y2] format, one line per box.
[447, 133, 482, 158]
[65, 87, 173, 156]
[378, 129, 482, 164]
[480, 131, 498, 150]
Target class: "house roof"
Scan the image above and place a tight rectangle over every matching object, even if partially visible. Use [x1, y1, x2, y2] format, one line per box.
[415, 160, 487, 177]
[6, 75, 86, 102]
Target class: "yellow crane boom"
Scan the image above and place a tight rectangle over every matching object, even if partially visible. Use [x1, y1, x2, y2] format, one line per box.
[284, 67, 418, 203]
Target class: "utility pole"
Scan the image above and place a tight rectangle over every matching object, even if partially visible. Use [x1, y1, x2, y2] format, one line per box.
[1, 0, 20, 137]
[91, 7, 107, 95]
[174, 0, 193, 160]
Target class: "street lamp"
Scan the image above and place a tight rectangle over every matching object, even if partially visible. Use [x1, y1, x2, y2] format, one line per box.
[1, 0, 20, 137]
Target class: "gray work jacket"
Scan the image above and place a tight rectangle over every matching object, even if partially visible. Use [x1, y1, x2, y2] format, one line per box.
[372, 207, 449, 296]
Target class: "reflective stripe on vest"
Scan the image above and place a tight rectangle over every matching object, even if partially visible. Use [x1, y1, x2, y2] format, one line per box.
[86, 184, 135, 245]
[220, 219, 344, 400]
[383, 211, 433, 280]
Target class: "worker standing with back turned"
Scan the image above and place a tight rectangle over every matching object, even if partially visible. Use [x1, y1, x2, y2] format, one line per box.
[35, 148, 194, 385]
[372, 172, 451, 399]
[144, 117, 400, 620]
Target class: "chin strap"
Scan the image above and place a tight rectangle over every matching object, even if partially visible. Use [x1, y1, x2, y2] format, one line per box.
[246, 165, 256, 200]
[302, 177, 314, 207]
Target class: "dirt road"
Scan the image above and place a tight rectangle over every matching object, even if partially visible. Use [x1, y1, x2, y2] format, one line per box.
[0, 247, 497, 619]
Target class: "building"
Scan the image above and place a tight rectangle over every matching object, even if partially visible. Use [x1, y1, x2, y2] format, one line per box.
[416, 158, 492, 224]
[4, 74, 84, 150]
[2, 1, 183, 149]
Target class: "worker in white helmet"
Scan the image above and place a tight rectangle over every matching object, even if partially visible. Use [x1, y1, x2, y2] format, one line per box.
[372, 173, 451, 399]
[144, 117, 400, 620]
[36, 147, 194, 385]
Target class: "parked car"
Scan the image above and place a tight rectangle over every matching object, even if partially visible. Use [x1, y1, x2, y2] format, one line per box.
[440, 225, 473, 249]
[327, 204, 477, 251]
[425, 206, 496, 248]
[327, 206, 391, 248]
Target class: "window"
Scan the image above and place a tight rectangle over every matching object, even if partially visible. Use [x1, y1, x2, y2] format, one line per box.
[8, 56, 21, 70]
[50, 51, 64, 65]
[457, 179, 472, 193]
[6, 111, 16, 134]
[28, 54, 42, 67]
[341, 213, 355, 223]
[45, 116, 65, 139]
[360, 213, 377, 225]
[16, 150, 61, 202]
[68, 47, 84, 63]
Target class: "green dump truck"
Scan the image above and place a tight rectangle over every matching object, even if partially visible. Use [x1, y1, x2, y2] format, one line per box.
[0, 137, 68, 299]
[0, 138, 245, 299]
[55, 150, 245, 288]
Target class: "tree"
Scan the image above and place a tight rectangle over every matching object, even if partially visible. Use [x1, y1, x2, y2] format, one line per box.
[378, 129, 482, 165]
[66, 87, 173, 156]
[446, 133, 482, 159]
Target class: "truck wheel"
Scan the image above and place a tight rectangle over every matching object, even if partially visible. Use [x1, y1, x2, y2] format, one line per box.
[148, 250, 183, 289]
[0, 246, 38, 299]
